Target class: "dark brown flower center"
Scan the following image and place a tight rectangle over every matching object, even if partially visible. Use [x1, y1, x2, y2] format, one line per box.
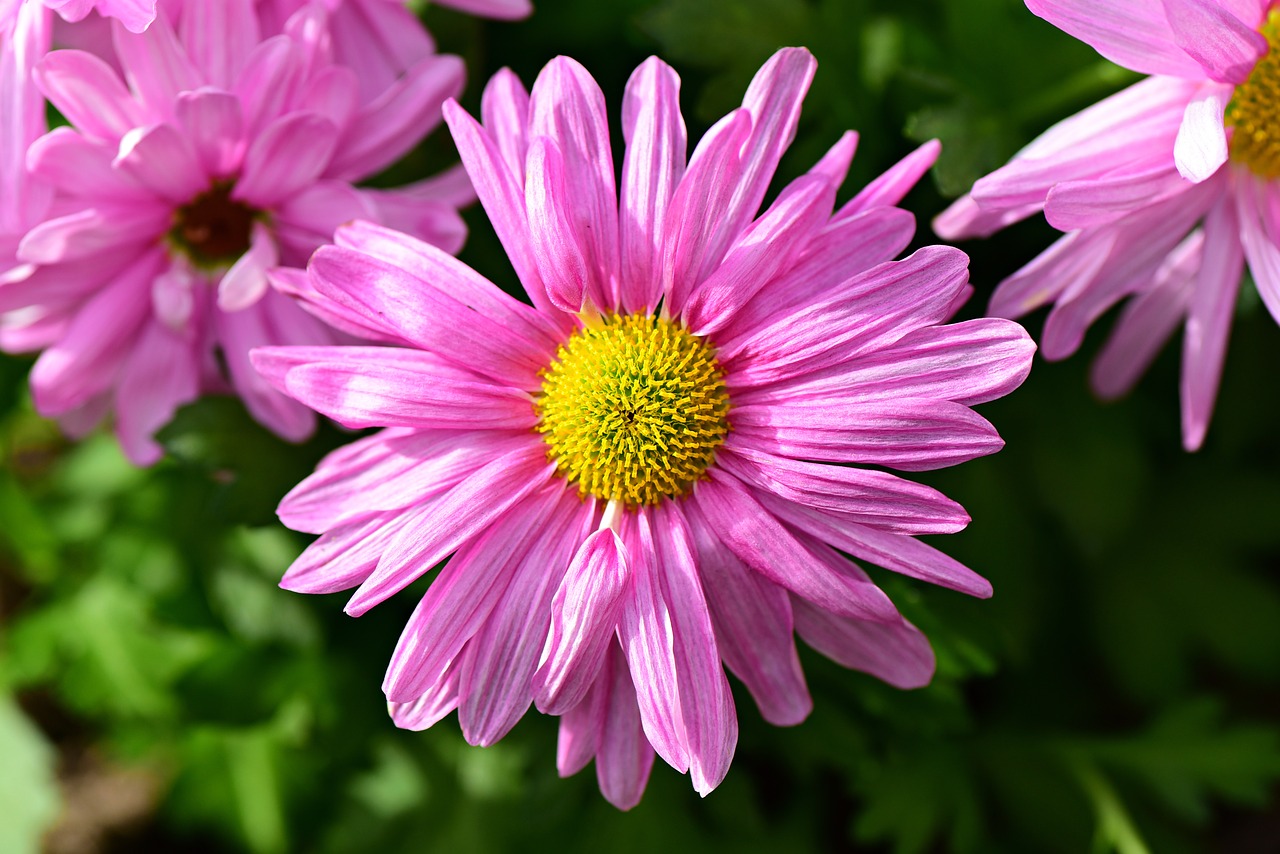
[168, 184, 257, 267]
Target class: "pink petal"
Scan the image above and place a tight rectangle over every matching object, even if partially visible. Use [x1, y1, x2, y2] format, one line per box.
[1091, 233, 1199, 400]
[1024, 0, 1207, 78]
[34, 49, 141, 142]
[481, 68, 531, 182]
[177, 0, 259, 87]
[716, 445, 970, 536]
[660, 108, 751, 311]
[1174, 83, 1231, 181]
[233, 112, 339, 208]
[18, 203, 171, 264]
[345, 444, 556, 615]
[650, 502, 736, 796]
[114, 316, 202, 465]
[1045, 164, 1191, 231]
[594, 643, 656, 810]
[457, 489, 592, 746]
[738, 318, 1036, 410]
[111, 12, 201, 119]
[731, 396, 1004, 472]
[328, 54, 465, 180]
[381, 486, 565, 703]
[389, 660, 461, 731]
[217, 221, 278, 311]
[1181, 193, 1243, 450]
[684, 501, 811, 727]
[839, 139, 940, 219]
[792, 596, 935, 690]
[1237, 171, 1280, 325]
[620, 56, 686, 314]
[174, 88, 246, 179]
[27, 128, 145, 200]
[281, 510, 415, 594]
[556, 661, 608, 777]
[443, 100, 558, 315]
[533, 527, 633, 716]
[432, 0, 532, 18]
[214, 291, 317, 442]
[113, 122, 208, 203]
[762, 495, 993, 598]
[29, 249, 162, 414]
[525, 138, 592, 312]
[1162, 0, 1267, 83]
[528, 56, 620, 306]
[682, 174, 835, 336]
[278, 429, 538, 534]
[692, 471, 900, 622]
[721, 246, 972, 386]
[306, 244, 553, 387]
[257, 345, 537, 431]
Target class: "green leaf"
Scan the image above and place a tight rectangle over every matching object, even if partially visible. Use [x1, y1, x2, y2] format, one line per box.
[0, 690, 61, 854]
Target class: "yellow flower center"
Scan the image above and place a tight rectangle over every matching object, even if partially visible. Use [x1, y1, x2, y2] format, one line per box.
[535, 313, 730, 507]
[1227, 9, 1280, 177]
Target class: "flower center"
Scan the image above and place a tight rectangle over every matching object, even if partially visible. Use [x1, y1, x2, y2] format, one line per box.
[535, 313, 730, 507]
[168, 183, 257, 268]
[1227, 8, 1280, 177]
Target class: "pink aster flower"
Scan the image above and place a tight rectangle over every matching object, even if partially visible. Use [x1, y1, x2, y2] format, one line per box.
[937, 0, 1280, 451]
[252, 48, 1035, 807]
[0, 0, 468, 464]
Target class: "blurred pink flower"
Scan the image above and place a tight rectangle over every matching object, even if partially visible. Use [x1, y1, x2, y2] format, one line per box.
[937, 0, 1280, 451]
[254, 48, 1035, 807]
[0, 0, 468, 463]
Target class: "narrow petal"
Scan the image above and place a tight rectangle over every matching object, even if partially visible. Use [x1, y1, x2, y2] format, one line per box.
[111, 13, 201, 118]
[217, 222, 278, 311]
[389, 661, 461, 731]
[792, 597, 935, 690]
[682, 174, 835, 336]
[34, 49, 141, 142]
[1181, 193, 1243, 450]
[281, 511, 414, 594]
[684, 501, 811, 727]
[651, 503, 736, 796]
[114, 122, 208, 203]
[1162, 0, 1267, 83]
[1174, 83, 1230, 182]
[1024, 0, 1207, 78]
[178, 0, 259, 87]
[716, 446, 970, 536]
[26, 128, 147, 200]
[839, 139, 939, 219]
[114, 317, 201, 465]
[762, 495, 993, 597]
[730, 397, 1004, 471]
[233, 113, 339, 208]
[595, 643, 657, 810]
[693, 472, 900, 622]
[528, 56, 620, 305]
[382, 489, 563, 702]
[1091, 233, 1199, 399]
[346, 444, 556, 615]
[481, 68, 531, 181]
[174, 88, 245, 179]
[620, 56, 686, 314]
[256, 345, 537, 431]
[525, 138, 591, 312]
[457, 489, 591, 746]
[534, 527, 633, 716]
[1237, 170, 1280, 326]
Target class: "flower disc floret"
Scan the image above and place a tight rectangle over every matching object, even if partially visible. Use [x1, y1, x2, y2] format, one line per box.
[1227, 9, 1280, 177]
[535, 313, 730, 506]
[167, 183, 258, 269]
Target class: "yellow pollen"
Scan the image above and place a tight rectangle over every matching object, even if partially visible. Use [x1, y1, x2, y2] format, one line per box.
[535, 313, 730, 507]
[1228, 9, 1280, 177]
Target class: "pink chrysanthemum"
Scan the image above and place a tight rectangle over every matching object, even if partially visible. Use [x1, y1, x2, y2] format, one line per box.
[253, 48, 1035, 807]
[937, 0, 1280, 451]
[0, 0, 469, 463]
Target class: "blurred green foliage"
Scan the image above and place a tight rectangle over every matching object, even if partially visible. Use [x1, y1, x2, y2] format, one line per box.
[3, 1, 1280, 852]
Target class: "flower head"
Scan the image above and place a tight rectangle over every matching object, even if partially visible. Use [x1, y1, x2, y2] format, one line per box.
[254, 48, 1034, 807]
[0, 0, 468, 463]
[937, 0, 1280, 451]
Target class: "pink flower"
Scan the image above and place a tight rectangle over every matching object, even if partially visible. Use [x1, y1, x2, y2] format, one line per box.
[253, 48, 1035, 807]
[937, 0, 1280, 451]
[0, 0, 468, 464]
